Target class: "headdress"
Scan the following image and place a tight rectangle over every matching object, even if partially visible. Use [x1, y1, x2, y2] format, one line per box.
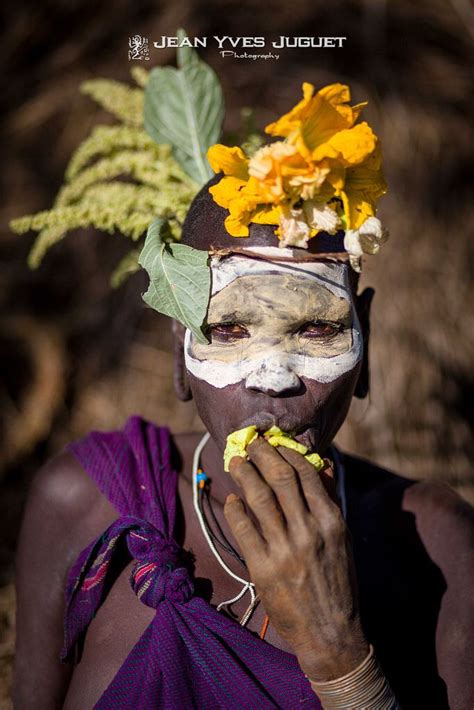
[11, 30, 388, 345]
[207, 82, 388, 259]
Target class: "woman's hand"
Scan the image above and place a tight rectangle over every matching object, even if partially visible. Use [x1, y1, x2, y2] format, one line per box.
[224, 437, 369, 682]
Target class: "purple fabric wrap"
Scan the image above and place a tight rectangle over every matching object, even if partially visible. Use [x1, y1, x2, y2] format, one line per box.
[63, 415, 322, 709]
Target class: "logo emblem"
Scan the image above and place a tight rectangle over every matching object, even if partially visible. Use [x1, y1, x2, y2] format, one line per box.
[128, 35, 150, 61]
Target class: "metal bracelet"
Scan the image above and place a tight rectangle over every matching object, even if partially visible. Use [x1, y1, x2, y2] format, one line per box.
[307, 645, 401, 710]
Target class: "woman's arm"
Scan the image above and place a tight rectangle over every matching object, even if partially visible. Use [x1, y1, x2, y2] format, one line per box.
[13, 451, 116, 709]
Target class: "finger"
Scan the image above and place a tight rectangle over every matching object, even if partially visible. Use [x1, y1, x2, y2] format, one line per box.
[276, 446, 341, 516]
[279, 451, 340, 503]
[228, 455, 286, 543]
[246, 438, 307, 524]
[320, 458, 340, 503]
[223, 493, 266, 559]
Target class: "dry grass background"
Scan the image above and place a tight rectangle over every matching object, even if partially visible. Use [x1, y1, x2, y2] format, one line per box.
[0, 0, 473, 703]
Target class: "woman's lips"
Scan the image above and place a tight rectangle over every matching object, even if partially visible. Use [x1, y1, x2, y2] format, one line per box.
[237, 411, 316, 440]
[233, 413, 318, 452]
[238, 412, 278, 432]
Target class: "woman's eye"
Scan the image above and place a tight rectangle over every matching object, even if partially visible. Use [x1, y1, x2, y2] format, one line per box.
[298, 321, 343, 339]
[208, 323, 250, 342]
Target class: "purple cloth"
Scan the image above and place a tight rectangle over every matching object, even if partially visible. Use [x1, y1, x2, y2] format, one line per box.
[63, 415, 322, 709]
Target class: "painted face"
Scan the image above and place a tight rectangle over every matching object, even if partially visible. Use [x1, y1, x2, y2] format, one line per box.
[184, 249, 364, 453]
[185, 252, 362, 392]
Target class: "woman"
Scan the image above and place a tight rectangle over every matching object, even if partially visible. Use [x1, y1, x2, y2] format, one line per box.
[11, 53, 474, 706]
[13, 181, 474, 709]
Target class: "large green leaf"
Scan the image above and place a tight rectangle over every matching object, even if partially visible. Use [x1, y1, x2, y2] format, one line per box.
[138, 218, 211, 342]
[176, 28, 200, 69]
[143, 40, 224, 186]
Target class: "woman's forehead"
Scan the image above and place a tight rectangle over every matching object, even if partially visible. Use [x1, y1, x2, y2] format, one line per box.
[210, 253, 352, 301]
[208, 272, 352, 324]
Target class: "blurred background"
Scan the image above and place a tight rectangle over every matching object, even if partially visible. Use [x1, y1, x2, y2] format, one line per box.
[1, 0, 473, 702]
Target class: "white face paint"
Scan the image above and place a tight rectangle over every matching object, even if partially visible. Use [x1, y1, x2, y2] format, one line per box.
[184, 248, 362, 392]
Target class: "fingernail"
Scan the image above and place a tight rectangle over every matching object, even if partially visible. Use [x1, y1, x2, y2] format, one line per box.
[226, 493, 239, 504]
[323, 458, 335, 478]
[228, 456, 244, 477]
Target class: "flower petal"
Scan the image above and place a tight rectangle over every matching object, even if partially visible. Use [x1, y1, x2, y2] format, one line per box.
[340, 189, 375, 229]
[359, 216, 389, 254]
[316, 122, 376, 166]
[264, 82, 315, 138]
[278, 205, 313, 248]
[207, 144, 249, 180]
[250, 204, 281, 226]
[302, 200, 341, 234]
[224, 206, 251, 237]
[343, 217, 389, 271]
[208, 176, 246, 209]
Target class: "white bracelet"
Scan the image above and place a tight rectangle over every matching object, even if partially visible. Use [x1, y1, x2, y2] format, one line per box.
[307, 644, 401, 709]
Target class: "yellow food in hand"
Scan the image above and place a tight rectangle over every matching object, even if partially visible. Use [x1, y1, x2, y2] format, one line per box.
[223, 426, 259, 472]
[223, 425, 324, 472]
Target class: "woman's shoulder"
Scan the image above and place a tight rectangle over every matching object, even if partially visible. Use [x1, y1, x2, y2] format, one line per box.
[31, 448, 99, 509]
[344, 448, 471, 503]
[23, 417, 156, 549]
[26, 417, 197, 534]
[343, 450, 474, 558]
[26, 448, 118, 558]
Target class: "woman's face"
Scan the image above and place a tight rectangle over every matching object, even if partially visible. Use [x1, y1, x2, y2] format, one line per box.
[185, 253, 363, 454]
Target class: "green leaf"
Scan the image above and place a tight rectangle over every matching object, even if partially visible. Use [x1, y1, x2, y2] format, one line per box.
[138, 218, 211, 342]
[143, 45, 224, 186]
[176, 28, 200, 69]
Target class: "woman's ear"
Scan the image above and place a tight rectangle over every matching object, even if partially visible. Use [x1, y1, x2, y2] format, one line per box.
[354, 287, 374, 399]
[172, 321, 192, 401]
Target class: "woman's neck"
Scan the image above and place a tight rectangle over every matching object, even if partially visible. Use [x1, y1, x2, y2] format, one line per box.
[198, 434, 241, 507]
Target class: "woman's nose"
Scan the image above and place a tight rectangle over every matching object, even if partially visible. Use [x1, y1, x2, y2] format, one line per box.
[245, 356, 301, 396]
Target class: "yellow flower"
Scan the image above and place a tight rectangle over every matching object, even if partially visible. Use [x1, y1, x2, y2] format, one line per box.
[208, 173, 282, 238]
[208, 176, 244, 209]
[265, 83, 362, 140]
[248, 142, 300, 202]
[338, 143, 387, 229]
[265, 82, 372, 166]
[311, 122, 376, 165]
[207, 140, 335, 237]
[277, 200, 341, 248]
[277, 205, 314, 248]
[223, 196, 256, 237]
[207, 144, 249, 180]
[248, 141, 329, 203]
[206, 81, 388, 247]
[302, 200, 341, 234]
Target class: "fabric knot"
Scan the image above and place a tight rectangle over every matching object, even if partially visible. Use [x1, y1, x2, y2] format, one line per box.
[61, 515, 195, 663]
[129, 528, 194, 607]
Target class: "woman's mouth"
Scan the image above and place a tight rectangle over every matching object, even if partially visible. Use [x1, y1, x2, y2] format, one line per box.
[236, 412, 317, 448]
